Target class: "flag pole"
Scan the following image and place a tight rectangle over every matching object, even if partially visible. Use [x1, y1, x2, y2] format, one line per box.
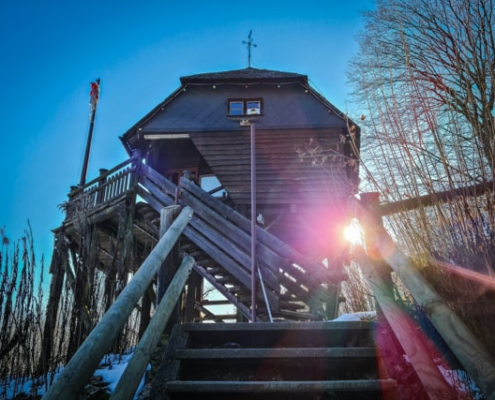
[79, 79, 100, 187]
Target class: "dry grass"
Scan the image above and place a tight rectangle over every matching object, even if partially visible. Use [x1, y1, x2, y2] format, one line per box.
[0, 223, 147, 398]
[0, 224, 45, 397]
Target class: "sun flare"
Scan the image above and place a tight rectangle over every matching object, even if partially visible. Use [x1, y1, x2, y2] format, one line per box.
[343, 220, 363, 245]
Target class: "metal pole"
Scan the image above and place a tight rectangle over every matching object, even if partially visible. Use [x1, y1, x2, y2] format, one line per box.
[250, 121, 257, 322]
[79, 79, 100, 186]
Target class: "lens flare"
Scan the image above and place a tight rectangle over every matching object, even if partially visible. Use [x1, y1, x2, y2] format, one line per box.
[343, 220, 363, 245]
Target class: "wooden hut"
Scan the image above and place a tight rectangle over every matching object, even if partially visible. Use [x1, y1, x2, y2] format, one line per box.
[121, 67, 360, 260]
[42, 68, 495, 400]
[40, 67, 361, 374]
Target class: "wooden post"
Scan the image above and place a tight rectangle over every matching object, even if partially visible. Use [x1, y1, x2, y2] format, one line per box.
[97, 168, 108, 204]
[110, 255, 195, 400]
[129, 149, 142, 190]
[356, 249, 453, 399]
[138, 288, 152, 339]
[357, 195, 495, 400]
[158, 205, 181, 332]
[324, 282, 341, 320]
[37, 234, 68, 375]
[42, 206, 193, 400]
[184, 270, 202, 322]
[158, 206, 181, 300]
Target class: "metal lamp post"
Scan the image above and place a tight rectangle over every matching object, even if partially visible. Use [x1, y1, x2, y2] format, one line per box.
[250, 121, 257, 322]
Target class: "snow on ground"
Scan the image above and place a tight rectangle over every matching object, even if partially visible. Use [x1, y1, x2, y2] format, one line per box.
[333, 311, 377, 321]
[1, 351, 148, 399]
[93, 353, 149, 398]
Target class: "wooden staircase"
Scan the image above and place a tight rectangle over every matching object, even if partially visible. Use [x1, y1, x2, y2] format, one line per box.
[137, 163, 345, 321]
[149, 321, 398, 400]
[58, 158, 344, 322]
[47, 156, 495, 400]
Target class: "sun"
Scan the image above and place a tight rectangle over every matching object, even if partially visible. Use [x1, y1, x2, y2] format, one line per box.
[343, 219, 363, 245]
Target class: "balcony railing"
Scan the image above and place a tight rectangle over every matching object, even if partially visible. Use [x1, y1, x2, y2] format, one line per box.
[64, 152, 141, 221]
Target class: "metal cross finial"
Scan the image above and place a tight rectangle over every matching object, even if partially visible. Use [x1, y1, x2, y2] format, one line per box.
[243, 30, 257, 67]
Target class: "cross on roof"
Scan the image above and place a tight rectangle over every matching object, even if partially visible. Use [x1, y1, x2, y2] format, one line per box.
[242, 30, 257, 68]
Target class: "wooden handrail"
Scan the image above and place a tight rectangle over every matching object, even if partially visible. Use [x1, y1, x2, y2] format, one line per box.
[42, 206, 194, 400]
[377, 180, 494, 216]
[356, 200, 495, 399]
[64, 154, 143, 220]
[110, 255, 195, 399]
[356, 249, 453, 399]
[68, 157, 135, 198]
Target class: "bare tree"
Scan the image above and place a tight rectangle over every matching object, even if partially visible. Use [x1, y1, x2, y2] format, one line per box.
[347, 0, 495, 262]
[350, 0, 495, 175]
[344, 0, 495, 360]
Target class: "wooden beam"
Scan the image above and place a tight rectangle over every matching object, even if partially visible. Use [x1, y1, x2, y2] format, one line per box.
[110, 255, 195, 400]
[165, 380, 396, 393]
[356, 196, 495, 399]
[356, 249, 452, 400]
[42, 206, 193, 400]
[377, 180, 494, 216]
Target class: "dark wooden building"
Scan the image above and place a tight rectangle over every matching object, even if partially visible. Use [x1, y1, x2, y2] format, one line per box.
[42, 67, 495, 400]
[40, 66, 361, 375]
[121, 67, 360, 260]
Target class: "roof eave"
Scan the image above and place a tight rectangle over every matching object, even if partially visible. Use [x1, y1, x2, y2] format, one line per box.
[121, 84, 186, 145]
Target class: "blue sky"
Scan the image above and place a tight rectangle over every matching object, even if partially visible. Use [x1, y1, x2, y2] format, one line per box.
[0, 0, 373, 264]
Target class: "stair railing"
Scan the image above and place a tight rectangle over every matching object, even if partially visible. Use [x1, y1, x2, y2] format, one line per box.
[355, 196, 495, 400]
[137, 164, 341, 319]
[42, 206, 194, 400]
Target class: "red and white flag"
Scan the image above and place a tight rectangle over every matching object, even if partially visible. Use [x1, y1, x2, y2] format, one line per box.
[89, 80, 100, 112]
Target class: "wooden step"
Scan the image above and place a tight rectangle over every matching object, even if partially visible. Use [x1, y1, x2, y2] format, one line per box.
[182, 321, 374, 348]
[166, 379, 397, 398]
[176, 347, 380, 381]
[176, 347, 377, 360]
[150, 321, 398, 400]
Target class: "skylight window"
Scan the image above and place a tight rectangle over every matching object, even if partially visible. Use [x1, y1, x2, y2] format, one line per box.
[228, 99, 262, 117]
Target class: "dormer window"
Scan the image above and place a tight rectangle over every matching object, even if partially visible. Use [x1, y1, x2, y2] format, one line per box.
[228, 98, 262, 117]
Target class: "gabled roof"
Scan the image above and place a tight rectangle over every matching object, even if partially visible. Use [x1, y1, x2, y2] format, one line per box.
[180, 67, 308, 85]
[120, 66, 358, 154]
